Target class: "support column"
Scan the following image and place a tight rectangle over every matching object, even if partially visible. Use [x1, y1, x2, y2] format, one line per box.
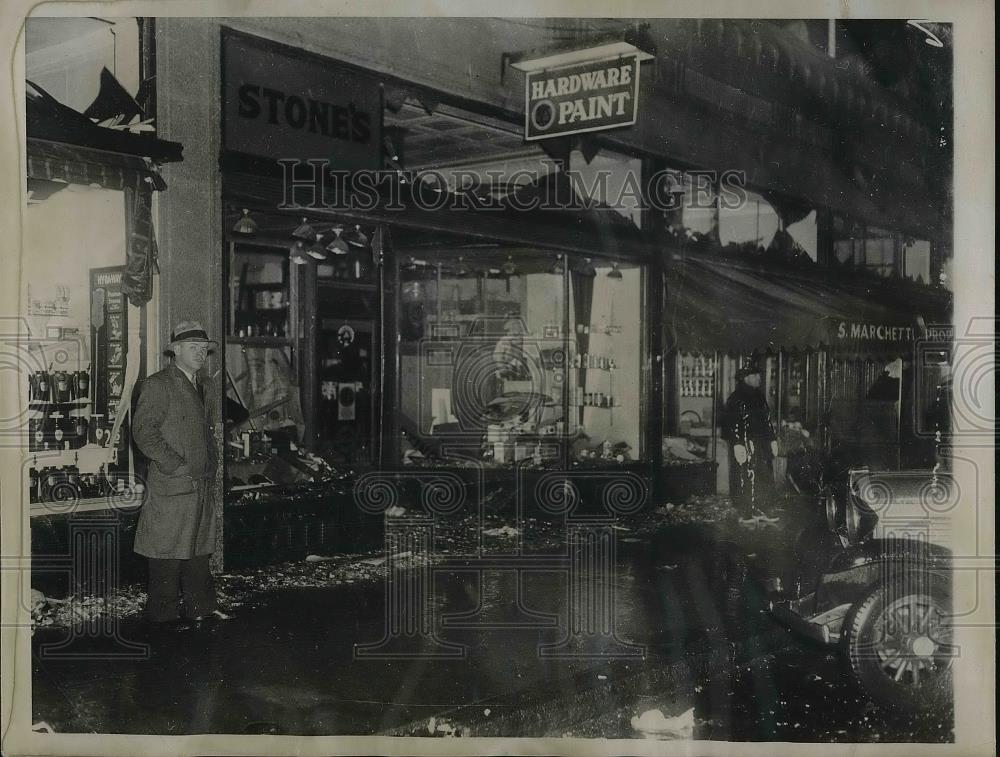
[155, 20, 225, 569]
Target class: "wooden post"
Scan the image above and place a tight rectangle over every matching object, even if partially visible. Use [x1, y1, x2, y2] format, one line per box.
[380, 226, 400, 467]
[647, 237, 665, 485]
[299, 259, 318, 448]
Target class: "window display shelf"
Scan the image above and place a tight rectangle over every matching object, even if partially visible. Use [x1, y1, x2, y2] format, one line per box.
[29, 398, 91, 408]
[31, 496, 144, 516]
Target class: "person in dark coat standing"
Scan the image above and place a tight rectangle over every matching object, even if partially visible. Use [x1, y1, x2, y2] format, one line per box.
[133, 320, 228, 630]
[722, 360, 779, 522]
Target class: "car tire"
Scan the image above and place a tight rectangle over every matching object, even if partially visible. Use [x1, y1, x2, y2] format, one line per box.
[841, 571, 954, 714]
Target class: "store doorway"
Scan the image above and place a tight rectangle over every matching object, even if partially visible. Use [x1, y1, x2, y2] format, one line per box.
[317, 281, 378, 464]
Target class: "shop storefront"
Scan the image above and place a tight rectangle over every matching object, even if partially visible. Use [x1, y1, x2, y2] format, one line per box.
[143, 18, 953, 565]
[24, 79, 181, 509]
[663, 252, 952, 491]
[199, 29, 666, 564]
[23, 70, 183, 592]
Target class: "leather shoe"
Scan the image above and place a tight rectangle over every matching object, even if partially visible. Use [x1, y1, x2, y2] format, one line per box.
[189, 609, 235, 624]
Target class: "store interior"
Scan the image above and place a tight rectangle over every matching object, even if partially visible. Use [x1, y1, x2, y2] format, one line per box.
[221, 209, 648, 483]
[395, 230, 645, 468]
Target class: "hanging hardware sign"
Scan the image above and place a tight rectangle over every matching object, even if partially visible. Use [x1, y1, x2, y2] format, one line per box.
[522, 55, 642, 141]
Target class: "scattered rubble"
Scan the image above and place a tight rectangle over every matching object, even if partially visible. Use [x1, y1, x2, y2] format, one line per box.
[30, 493, 745, 631]
[630, 707, 695, 740]
[426, 716, 464, 737]
[482, 525, 520, 538]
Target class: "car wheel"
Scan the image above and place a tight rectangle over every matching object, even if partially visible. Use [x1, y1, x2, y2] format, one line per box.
[841, 571, 954, 714]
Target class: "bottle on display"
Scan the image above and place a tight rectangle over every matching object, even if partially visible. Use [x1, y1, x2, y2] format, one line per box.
[74, 367, 90, 399]
[36, 371, 50, 402]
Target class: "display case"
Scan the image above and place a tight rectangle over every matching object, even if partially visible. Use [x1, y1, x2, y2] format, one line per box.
[27, 265, 141, 508]
[396, 239, 647, 468]
[228, 242, 294, 343]
[224, 241, 298, 485]
[223, 221, 382, 486]
[665, 352, 715, 467]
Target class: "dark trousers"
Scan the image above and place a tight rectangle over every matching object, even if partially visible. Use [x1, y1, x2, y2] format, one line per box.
[145, 555, 217, 621]
[730, 445, 775, 517]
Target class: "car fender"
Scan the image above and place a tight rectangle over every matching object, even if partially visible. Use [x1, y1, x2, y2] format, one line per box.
[814, 539, 952, 612]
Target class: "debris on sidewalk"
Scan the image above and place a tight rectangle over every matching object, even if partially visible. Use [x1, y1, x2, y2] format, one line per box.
[28, 491, 759, 632]
[30, 588, 146, 632]
[483, 525, 520, 538]
[630, 707, 695, 740]
[651, 495, 736, 527]
[427, 716, 464, 737]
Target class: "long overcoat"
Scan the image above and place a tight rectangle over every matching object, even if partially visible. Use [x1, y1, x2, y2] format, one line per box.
[132, 363, 218, 559]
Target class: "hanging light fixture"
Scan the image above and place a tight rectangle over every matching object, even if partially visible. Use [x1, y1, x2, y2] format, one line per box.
[501, 256, 518, 276]
[232, 208, 258, 236]
[325, 225, 350, 255]
[551, 253, 564, 275]
[405, 256, 431, 274]
[454, 256, 470, 276]
[345, 224, 369, 248]
[292, 217, 316, 241]
[578, 257, 597, 277]
[289, 240, 309, 265]
[307, 235, 328, 260]
[607, 262, 623, 280]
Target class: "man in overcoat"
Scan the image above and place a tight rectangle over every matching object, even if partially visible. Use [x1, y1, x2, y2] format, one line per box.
[133, 320, 226, 629]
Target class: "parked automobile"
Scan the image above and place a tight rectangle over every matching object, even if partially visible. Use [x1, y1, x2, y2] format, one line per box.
[769, 466, 955, 714]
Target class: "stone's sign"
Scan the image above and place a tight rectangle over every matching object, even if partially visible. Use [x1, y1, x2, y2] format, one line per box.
[223, 33, 381, 171]
[236, 85, 372, 144]
[524, 55, 641, 141]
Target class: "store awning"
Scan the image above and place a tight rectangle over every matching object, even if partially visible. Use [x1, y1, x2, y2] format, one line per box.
[26, 77, 182, 308]
[27, 138, 168, 191]
[26, 79, 183, 166]
[665, 255, 952, 358]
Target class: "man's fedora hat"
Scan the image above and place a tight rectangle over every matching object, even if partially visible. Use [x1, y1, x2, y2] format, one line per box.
[163, 320, 218, 356]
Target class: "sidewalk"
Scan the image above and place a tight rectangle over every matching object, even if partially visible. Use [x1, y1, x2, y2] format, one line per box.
[32, 494, 787, 736]
[30, 493, 749, 631]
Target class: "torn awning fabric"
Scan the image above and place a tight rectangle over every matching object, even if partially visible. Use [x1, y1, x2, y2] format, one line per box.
[665, 256, 952, 359]
[122, 172, 160, 307]
[27, 78, 183, 306]
[26, 138, 169, 307]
